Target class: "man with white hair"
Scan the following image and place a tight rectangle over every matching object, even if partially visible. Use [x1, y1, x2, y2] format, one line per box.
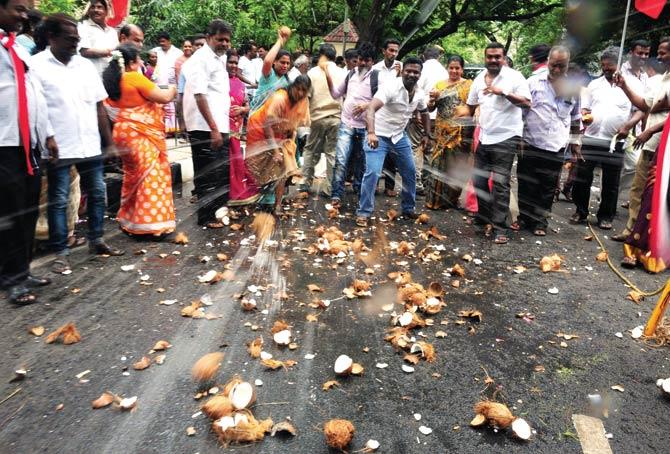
[289, 53, 310, 82]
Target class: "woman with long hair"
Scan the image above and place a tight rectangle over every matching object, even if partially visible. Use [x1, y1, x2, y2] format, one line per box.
[424, 55, 474, 210]
[102, 44, 178, 236]
[226, 49, 260, 206]
[245, 75, 311, 214]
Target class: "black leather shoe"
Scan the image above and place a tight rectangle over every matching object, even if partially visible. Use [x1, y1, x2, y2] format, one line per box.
[26, 274, 52, 288]
[89, 241, 125, 256]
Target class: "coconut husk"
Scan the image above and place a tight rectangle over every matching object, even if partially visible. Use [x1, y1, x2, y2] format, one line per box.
[192, 352, 225, 382]
[409, 292, 427, 307]
[539, 254, 562, 272]
[396, 241, 413, 255]
[202, 394, 235, 419]
[388, 271, 412, 285]
[213, 410, 273, 445]
[413, 341, 436, 362]
[91, 392, 114, 409]
[251, 212, 275, 242]
[45, 322, 81, 345]
[473, 401, 515, 429]
[323, 419, 355, 450]
[353, 279, 371, 292]
[174, 232, 189, 244]
[385, 327, 411, 350]
[247, 337, 263, 359]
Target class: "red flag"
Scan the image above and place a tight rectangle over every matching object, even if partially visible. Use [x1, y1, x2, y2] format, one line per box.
[635, 0, 667, 19]
[107, 0, 130, 27]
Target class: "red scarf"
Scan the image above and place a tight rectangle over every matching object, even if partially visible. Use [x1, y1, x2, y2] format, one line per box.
[1, 31, 33, 175]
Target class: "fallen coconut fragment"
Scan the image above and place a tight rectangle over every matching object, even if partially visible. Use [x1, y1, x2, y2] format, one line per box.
[271, 420, 297, 437]
[186, 426, 196, 436]
[334, 355, 354, 376]
[227, 380, 256, 410]
[273, 329, 292, 346]
[132, 356, 151, 371]
[29, 326, 45, 337]
[118, 396, 138, 410]
[91, 392, 114, 409]
[539, 254, 562, 272]
[656, 377, 670, 394]
[154, 354, 166, 365]
[323, 419, 355, 450]
[473, 401, 515, 429]
[247, 337, 263, 359]
[351, 363, 365, 375]
[401, 364, 415, 373]
[213, 409, 273, 445]
[418, 425, 432, 435]
[364, 439, 380, 451]
[511, 418, 532, 440]
[152, 341, 172, 352]
[469, 413, 486, 427]
[45, 322, 81, 345]
[595, 251, 608, 262]
[192, 352, 225, 382]
[202, 394, 234, 419]
[323, 380, 340, 391]
[174, 232, 189, 244]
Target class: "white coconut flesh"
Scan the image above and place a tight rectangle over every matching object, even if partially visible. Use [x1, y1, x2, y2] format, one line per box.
[365, 439, 380, 450]
[398, 312, 413, 327]
[511, 418, 532, 440]
[229, 382, 255, 410]
[273, 329, 292, 345]
[658, 378, 670, 393]
[215, 415, 236, 431]
[233, 412, 249, 426]
[334, 355, 353, 375]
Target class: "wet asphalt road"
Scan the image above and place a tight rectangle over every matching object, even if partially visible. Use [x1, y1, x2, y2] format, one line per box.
[1, 183, 669, 454]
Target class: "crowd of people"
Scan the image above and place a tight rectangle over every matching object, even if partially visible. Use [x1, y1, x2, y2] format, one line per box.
[1, 0, 668, 307]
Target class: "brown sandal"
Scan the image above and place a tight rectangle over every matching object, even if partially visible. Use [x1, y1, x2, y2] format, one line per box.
[621, 256, 637, 268]
[533, 229, 546, 237]
[494, 234, 509, 244]
[206, 222, 225, 229]
[483, 224, 493, 237]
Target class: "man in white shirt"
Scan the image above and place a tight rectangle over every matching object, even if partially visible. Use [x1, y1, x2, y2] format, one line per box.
[298, 44, 345, 198]
[466, 42, 531, 244]
[251, 45, 266, 88]
[372, 38, 402, 85]
[288, 54, 309, 82]
[356, 57, 431, 226]
[182, 19, 232, 226]
[571, 47, 644, 229]
[518, 46, 582, 236]
[372, 38, 403, 196]
[612, 38, 670, 245]
[409, 46, 448, 195]
[621, 39, 651, 93]
[31, 14, 123, 273]
[152, 31, 183, 86]
[77, 0, 118, 76]
[238, 42, 258, 98]
[1, 0, 57, 304]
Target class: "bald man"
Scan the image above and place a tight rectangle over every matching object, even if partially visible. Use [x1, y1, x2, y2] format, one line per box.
[119, 23, 144, 50]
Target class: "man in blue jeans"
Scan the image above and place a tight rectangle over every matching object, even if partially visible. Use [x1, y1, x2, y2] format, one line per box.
[356, 56, 431, 227]
[31, 14, 124, 274]
[323, 41, 378, 207]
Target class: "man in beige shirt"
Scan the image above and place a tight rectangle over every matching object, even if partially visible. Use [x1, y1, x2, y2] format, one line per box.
[298, 43, 345, 197]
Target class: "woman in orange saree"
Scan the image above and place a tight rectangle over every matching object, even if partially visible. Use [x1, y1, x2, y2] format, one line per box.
[103, 44, 178, 236]
[245, 75, 311, 214]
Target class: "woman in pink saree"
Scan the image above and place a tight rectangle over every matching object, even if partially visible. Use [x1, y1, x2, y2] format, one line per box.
[226, 49, 259, 206]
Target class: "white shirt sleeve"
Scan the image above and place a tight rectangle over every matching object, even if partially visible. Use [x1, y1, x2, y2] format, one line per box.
[581, 82, 594, 110]
[416, 90, 427, 111]
[466, 79, 479, 106]
[514, 74, 531, 101]
[77, 23, 92, 49]
[189, 56, 209, 95]
[374, 80, 391, 105]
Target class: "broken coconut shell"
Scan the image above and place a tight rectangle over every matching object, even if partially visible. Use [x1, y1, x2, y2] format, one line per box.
[334, 355, 354, 376]
[323, 419, 355, 450]
[511, 417, 532, 440]
[473, 401, 515, 429]
[228, 381, 256, 410]
[202, 394, 235, 419]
